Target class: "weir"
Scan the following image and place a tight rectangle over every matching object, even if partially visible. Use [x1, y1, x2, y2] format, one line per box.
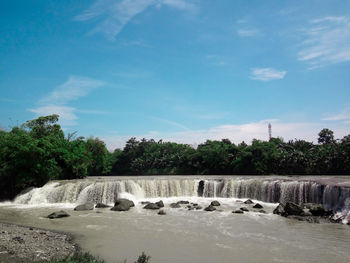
[13, 176, 350, 212]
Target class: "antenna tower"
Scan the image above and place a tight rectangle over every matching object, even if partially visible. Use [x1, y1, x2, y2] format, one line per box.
[268, 123, 272, 140]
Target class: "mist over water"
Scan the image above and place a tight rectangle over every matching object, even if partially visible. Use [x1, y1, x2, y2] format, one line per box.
[1, 176, 350, 263]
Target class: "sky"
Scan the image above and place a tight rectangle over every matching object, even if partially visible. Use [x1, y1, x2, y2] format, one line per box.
[1, 0, 350, 150]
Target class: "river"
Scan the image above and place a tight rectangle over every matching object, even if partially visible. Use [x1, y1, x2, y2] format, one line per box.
[0, 176, 350, 263]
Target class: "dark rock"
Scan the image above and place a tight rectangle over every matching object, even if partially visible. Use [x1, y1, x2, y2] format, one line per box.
[211, 201, 221, 206]
[170, 203, 181, 208]
[140, 201, 151, 205]
[143, 203, 160, 210]
[186, 205, 192, 209]
[244, 199, 254, 204]
[253, 203, 263, 209]
[240, 207, 249, 212]
[258, 210, 266, 214]
[192, 203, 198, 207]
[74, 202, 94, 211]
[95, 203, 110, 208]
[195, 206, 202, 210]
[188, 207, 194, 211]
[177, 200, 189, 204]
[273, 203, 285, 215]
[158, 209, 166, 215]
[155, 200, 164, 208]
[303, 203, 326, 216]
[233, 210, 244, 214]
[204, 205, 216, 212]
[114, 199, 135, 208]
[47, 210, 70, 219]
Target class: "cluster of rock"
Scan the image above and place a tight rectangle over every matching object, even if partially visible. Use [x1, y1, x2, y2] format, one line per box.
[231, 199, 266, 214]
[272, 202, 348, 224]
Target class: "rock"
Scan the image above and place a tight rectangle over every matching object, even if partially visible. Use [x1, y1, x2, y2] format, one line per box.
[192, 203, 198, 207]
[140, 201, 151, 205]
[253, 203, 263, 209]
[95, 203, 110, 208]
[303, 203, 326, 216]
[204, 205, 216, 212]
[143, 203, 160, 210]
[170, 203, 181, 208]
[211, 200, 221, 206]
[195, 206, 202, 210]
[155, 200, 164, 208]
[235, 200, 243, 203]
[114, 199, 135, 208]
[177, 200, 189, 204]
[273, 203, 285, 215]
[158, 209, 166, 215]
[233, 210, 244, 214]
[74, 202, 94, 211]
[244, 199, 254, 204]
[240, 207, 249, 212]
[273, 202, 303, 217]
[188, 207, 194, 211]
[258, 210, 266, 214]
[47, 211, 70, 219]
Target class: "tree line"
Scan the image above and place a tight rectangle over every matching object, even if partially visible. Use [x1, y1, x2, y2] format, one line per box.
[0, 115, 349, 200]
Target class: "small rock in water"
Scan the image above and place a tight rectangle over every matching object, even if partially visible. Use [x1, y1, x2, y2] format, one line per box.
[47, 210, 70, 219]
[253, 203, 263, 209]
[211, 201, 221, 206]
[192, 203, 198, 206]
[111, 199, 135, 212]
[170, 203, 181, 208]
[177, 200, 189, 204]
[155, 200, 164, 208]
[158, 209, 166, 215]
[204, 205, 216, 212]
[258, 210, 266, 214]
[140, 201, 151, 205]
[244, 199, 254, 204]
[95, 203, 110, 208]
[240, 207, 249, 212]
[195, 206, 202, 210]
[143, 203, 160, 210]
[303, 203, 326, 216]
[235, 200, 243, 203]
[74, 202, 94, 211]
[233, 210, 244, 214]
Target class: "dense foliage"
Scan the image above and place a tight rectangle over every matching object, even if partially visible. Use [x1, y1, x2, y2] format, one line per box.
[0, 115, 349, 200]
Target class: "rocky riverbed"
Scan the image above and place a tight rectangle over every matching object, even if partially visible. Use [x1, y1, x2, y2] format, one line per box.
[0, 222, 78, 263]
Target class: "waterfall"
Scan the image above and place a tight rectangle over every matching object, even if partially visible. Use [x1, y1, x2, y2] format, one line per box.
[13, 177, 350, 212]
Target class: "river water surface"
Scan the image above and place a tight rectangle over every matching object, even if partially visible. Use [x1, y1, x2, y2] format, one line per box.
[0, 176, 349, 263]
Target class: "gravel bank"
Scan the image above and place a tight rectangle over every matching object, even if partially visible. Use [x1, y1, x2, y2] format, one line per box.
[0, 222, 78, 263]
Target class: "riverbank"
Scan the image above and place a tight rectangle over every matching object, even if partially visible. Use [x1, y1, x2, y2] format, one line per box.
[0, 222, 78, 263]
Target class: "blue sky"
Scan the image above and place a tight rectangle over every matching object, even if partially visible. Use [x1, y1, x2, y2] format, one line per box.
[1, 0, 350, 149]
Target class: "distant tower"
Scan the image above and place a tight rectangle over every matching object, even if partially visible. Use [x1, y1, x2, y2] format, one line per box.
[268, 123, 272, 140]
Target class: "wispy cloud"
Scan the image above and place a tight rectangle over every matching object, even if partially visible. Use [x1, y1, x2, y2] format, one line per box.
[41, 76, 105, 105]
[102, 119, 350, 150]
[150, 116, 189, 130]
[250, 68, 287, 81]
[76, 0, 197, 40]
[298, 16, 350, 68]
[322, 110, 350, 123]
[30, 76, 106, 126]
[237, 29, 260, 37]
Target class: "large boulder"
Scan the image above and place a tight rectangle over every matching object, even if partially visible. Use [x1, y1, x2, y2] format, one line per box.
[273, 203, 285, 215]
[204, 205, 216, 212]
[273, 202, 303, 217]
[144, 203, 160, 210]
[240, 207, 249, 212]
[74, 202, 94, 211]
[211, 201, 221, 206]
[111, 199, 135, 212]
[155, 200, 164, 208]
[303, 203, 326, 216]
[95, 203, 111, 208]
[47, 210, 70, 219]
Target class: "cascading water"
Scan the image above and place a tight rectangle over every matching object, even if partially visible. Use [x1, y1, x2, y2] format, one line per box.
[13, 176, 350, 215]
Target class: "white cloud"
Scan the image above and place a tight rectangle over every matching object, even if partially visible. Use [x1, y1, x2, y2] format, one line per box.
[250, 68, 287, 81]
[322, 112, 350, 121]
[237, 29, 260, 37]
[76, 0, 197, 40]
[29, 106, 78, 126]
[41, 76, 105, 105]
[298, 16, 350, 68]
[30, 76, 106, 126]
[102, 119, 350, 150]
[150, 116, 189, 130]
